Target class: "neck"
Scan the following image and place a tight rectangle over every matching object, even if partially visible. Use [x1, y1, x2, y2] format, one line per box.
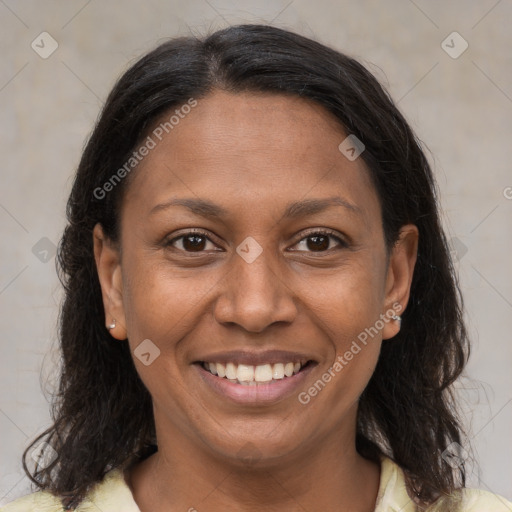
[127, 412, 380, 511]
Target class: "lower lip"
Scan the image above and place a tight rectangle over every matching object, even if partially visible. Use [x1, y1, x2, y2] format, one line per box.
[194, 363, 316, 404]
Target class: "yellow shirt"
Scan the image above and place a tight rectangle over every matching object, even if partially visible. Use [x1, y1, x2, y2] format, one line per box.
[1, 456, 511, 511]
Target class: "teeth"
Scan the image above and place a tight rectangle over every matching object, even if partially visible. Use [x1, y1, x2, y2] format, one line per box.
[203, 361, 306, 383]
[284, 362, 294, 377]
[236, 364, 254, 382]
[216, 363, 226, 378]
[272, 363, 285, 380]
[225, 362, 237, 380]
[254, 364, 273, 382]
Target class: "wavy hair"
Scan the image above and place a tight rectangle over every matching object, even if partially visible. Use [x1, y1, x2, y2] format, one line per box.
[23, 24, 469, 510]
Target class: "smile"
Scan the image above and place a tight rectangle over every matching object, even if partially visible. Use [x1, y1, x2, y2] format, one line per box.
[194, 353, 316, 404]
[201, 361, 308, 385]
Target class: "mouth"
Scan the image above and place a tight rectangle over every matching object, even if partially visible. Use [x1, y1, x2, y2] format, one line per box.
[193, 351, 317, 404]
[200, 360, 312, 385]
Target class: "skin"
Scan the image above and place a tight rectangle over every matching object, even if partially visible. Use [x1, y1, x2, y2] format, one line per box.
[93, 90, 418, 512]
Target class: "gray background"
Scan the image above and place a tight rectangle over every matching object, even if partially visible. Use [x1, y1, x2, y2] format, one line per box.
[1, 0, 511, 504]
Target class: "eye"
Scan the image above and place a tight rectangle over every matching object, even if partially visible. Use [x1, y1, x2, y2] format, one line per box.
[165, 230, 219, 253]
[165, 228, 347, 254]
[290, 229, 347, 253]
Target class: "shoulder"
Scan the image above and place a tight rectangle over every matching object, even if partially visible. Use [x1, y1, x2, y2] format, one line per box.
[0, 468, 140, 512]
[376, 456, 512, 512]
[430, 487, 512, 511]
[0, 490, 63, 512]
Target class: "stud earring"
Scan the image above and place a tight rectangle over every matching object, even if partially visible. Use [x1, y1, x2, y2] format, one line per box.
[108, 320, 116, 330]
[391, 314, 402, 327]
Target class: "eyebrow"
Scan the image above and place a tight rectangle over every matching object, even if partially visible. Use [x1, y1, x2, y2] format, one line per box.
[149, 196, 361, 220]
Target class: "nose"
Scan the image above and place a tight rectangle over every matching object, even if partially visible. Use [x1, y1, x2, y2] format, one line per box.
[213, 245, 298, 333]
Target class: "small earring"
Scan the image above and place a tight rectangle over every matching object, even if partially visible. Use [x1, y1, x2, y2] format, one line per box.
[108, 319, 116, 330]
[391, 314, 402, 327]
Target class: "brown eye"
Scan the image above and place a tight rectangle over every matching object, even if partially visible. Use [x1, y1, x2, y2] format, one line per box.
[166, 231, 218, 253]
[306, 234, 330, 251]
[182, 234, 207, 251]
[292, 230, 346, 253]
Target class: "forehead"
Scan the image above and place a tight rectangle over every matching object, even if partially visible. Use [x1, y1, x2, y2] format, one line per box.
[122, 90, 379, 225]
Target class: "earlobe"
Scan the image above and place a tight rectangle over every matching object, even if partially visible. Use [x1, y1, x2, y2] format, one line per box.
[381, 224, 419, 340]
[92, 223, 127, 340]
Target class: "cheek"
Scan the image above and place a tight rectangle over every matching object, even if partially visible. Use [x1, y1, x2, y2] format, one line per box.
[296, 257, 385, 402]
[121, 254, 217, 343]
[300, 254, 386, 338]
[119, 258, 206, 409]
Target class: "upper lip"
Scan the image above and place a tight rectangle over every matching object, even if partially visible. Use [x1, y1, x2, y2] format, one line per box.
[194, 349, 316, 367]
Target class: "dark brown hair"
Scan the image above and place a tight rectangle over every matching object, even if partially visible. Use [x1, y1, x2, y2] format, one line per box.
[23, 24, 469, 510]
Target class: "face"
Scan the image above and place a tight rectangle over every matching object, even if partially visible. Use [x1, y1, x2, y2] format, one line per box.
[94, 90, 417, 467]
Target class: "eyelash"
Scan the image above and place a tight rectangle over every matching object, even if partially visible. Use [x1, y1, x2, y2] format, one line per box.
[165, 228, 347, 254]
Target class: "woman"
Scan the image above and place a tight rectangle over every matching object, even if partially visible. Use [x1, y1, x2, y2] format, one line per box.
[2, 24, 510, 512]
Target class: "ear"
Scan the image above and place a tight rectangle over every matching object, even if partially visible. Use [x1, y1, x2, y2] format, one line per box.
[381, 224, 418, 340]
[93, 223, 127, 340]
